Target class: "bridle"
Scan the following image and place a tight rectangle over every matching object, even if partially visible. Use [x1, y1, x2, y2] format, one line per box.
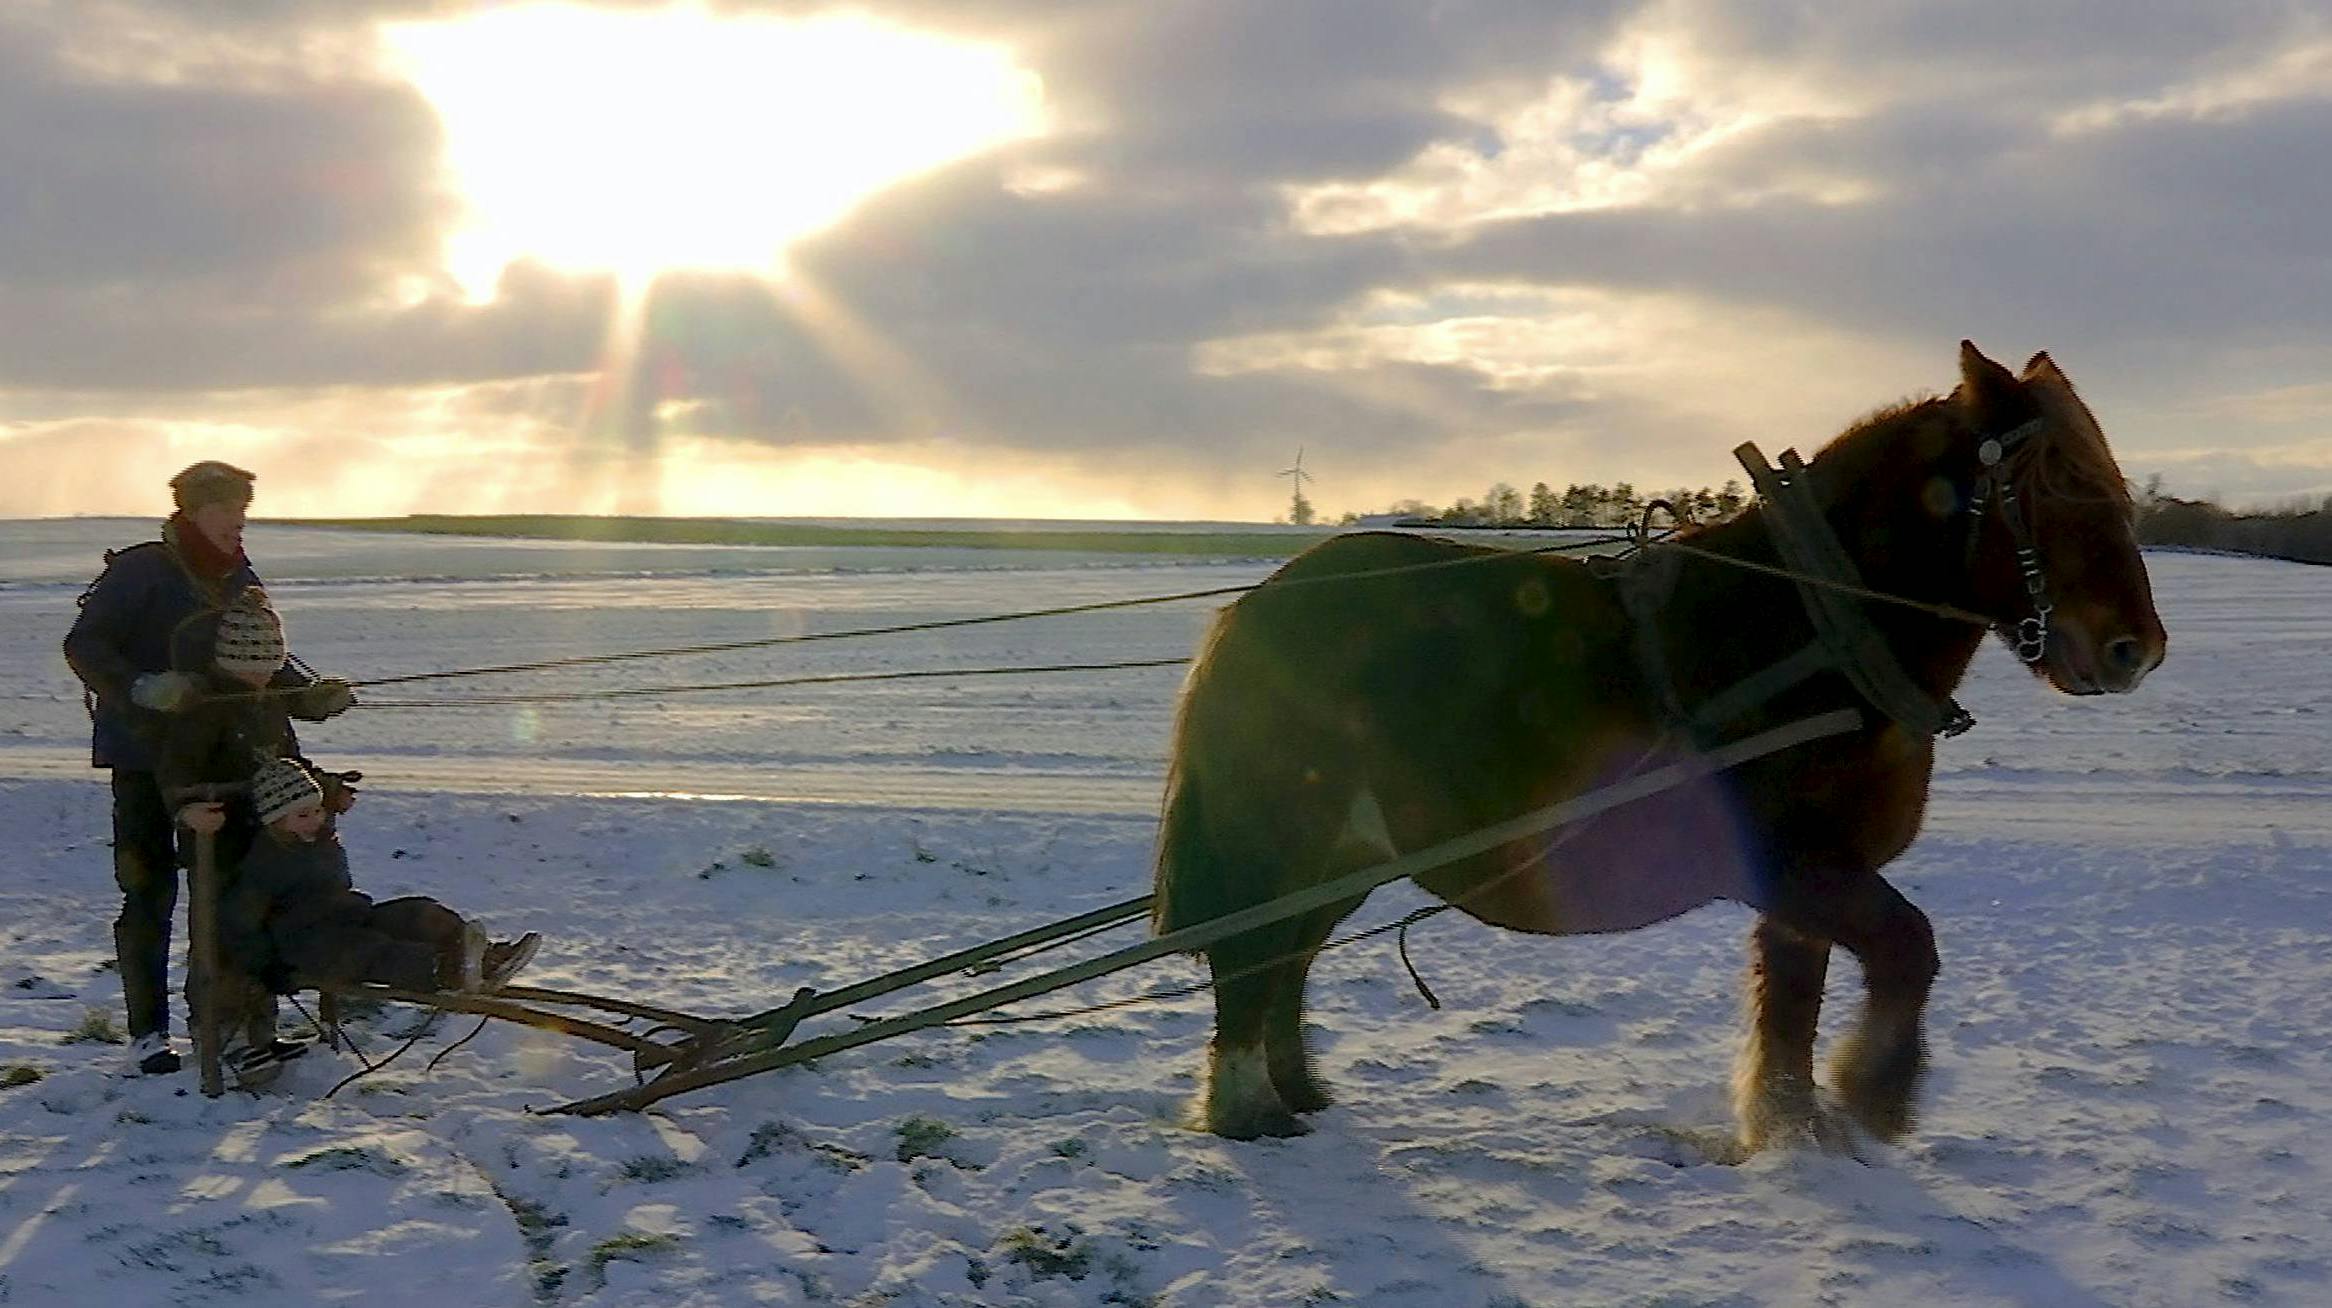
[1614, 414, 2070, 749]
[1960, 416, 2053, 665]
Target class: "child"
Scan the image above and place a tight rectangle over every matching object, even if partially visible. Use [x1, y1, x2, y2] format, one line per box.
[191, 759, 540, 1082]
[157, 591, 349, 1071]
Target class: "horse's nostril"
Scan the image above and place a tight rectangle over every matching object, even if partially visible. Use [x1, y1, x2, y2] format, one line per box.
[2103, 636, 2146, 673]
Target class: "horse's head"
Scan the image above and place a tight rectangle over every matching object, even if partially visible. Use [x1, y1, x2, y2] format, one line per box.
[1953, 341, 2166, 695]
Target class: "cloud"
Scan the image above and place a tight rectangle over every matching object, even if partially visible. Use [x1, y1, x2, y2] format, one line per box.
[2, 0, 2329, 517]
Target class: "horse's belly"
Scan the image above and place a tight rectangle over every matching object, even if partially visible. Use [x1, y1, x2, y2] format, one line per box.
[1418, 764, 1758, 936]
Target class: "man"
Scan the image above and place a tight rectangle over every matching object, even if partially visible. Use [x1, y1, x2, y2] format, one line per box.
[61, 461, 356, 1075]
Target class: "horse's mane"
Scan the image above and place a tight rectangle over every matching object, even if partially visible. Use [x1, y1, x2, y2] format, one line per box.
[1800, 394, 1956, 507]
[1804, 382, 2132, 512]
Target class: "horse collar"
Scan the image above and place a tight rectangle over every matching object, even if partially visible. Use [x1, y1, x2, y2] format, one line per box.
[1731, 442, 1974, 740]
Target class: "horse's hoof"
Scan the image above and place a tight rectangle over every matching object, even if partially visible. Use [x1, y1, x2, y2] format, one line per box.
[1274, 1078, 1334, 1116]
[1201, 1101, 1312, 1141]
[1735, 1088, 1866, 1160]
[1737, 1106, 1866, 1161]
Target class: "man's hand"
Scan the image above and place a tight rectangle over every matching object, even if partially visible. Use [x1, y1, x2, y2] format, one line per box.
[321, 770, 360, 814]
[176, 801, 226, 834]
[130, 671, 200, 713]
[289, 678, 357, 721]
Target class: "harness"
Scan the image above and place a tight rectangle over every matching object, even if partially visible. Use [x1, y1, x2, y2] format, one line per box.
[1609, 418, 2050, 745]
[1962, 419, 2055, 664]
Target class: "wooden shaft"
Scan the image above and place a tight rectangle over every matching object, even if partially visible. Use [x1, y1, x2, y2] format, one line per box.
[548, 709, 1865, 1116]
[314, 982, 688, 1064]
[730, 895, 1154, 1033]
[190, 827, 224, 1097]
[493, 985, 730, 1036]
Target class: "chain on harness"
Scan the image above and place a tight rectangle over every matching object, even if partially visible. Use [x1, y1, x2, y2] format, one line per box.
[1962, 417, 2053, 665]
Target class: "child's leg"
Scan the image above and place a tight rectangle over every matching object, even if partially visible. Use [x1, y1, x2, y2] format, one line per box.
[366, 896, 467, 949]
[277, 918, 446, 992]
[367, 897, 473, 989]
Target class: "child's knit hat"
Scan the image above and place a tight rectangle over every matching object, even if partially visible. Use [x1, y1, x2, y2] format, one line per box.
[213, 593, 287, 681]
[250, 758, 325, 826]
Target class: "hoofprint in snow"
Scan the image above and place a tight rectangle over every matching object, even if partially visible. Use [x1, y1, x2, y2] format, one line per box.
[1, 523, 2327, 1306]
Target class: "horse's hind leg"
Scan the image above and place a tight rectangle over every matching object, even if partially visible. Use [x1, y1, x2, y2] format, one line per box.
[1824, 877, 1938, 1142]
[1261, 911, 1341, 1115]
[1732, 914, 1839, 1153]
[1199, 929, 1308, 1140]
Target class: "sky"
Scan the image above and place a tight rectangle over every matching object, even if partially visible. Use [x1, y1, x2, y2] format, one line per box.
[2, 0, 2328, 522]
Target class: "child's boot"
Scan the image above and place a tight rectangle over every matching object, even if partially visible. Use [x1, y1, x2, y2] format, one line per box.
[480, 932, 542, 991]
[457, 923, 491, 992]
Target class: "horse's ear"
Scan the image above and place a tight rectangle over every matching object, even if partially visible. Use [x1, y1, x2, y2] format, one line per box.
[1957, 339, 2022, 428]
[2022, 351, 2067, 383]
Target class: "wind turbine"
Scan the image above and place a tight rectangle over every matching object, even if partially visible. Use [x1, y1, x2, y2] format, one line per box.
[1278, 447, 1317, 525]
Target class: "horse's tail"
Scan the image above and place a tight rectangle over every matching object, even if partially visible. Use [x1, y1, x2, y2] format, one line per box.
[1151, 610, 1236, 943]
[1150, 754, 1205, 938]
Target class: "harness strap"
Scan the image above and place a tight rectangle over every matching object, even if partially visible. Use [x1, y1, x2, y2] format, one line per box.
[1608, 546, 1690, 729]
[1735, 442, 1972, 739]
[1963, 418, 2053, 664]
[1611, 551, 1854, 745]
[1688, 640, 1834, 736]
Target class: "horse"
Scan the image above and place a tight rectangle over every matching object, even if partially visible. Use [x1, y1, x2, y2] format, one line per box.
[1150, 341, 2166, 1150]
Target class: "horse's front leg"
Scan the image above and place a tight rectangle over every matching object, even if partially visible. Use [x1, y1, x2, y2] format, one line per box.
[1733, 874, 1938, 1154]
[1732, 914, 1844, 1153]
[1823, 876, 1939, 1142]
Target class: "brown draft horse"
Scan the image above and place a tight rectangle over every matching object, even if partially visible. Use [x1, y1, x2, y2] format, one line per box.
[1152, 342, 2166, 1149]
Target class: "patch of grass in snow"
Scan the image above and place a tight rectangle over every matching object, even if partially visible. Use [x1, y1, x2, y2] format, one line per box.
[486, 1187, 570, 1302]
[331, 993, 389, 1022]
[616, 1154, 693, 1184]
[121, 1227, 230, 1272]
[893, 1114, 959, 1164]
[737, 1120, 869, 1172]
[995, 1224, 1094, 1280]
[1, 1064, 42, 1089]
[1166, 1162, 1241, 1193]
[379, 1009, 447, 1041]
[62, 1007, 126, 1045]
[587, 1231, 681, 1287]
[740, 843, 778, 868]
[1049, 1137, 1090, 1160]
[284, 1145, 408, 1177]
[188, 1264, 280, 1295]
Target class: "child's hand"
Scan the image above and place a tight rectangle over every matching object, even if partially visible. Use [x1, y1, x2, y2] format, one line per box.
[176, 802, 226, 833]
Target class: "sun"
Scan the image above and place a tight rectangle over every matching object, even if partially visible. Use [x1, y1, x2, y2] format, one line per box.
[382, 3, 1048, 298]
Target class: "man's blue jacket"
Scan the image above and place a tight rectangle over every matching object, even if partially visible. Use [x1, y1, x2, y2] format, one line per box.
[61, 528, 293, 772]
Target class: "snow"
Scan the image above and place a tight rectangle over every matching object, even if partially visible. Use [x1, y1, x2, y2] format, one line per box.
[1, 521, 2327, 1306]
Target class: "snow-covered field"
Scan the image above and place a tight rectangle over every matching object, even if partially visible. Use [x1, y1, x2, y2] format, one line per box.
[1, 520, 2326, 1307]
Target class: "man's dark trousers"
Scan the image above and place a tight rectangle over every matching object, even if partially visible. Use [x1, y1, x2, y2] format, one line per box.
[110, 770, 181, 1040]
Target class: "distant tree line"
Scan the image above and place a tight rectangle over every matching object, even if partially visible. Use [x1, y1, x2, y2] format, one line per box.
[2133, 478, 2332, 566]
[1330, 473, 2329, 566]
[1345, 479, 1749, 530]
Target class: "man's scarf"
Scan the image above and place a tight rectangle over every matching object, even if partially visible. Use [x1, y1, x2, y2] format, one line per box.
[163, 512, 246, 582]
